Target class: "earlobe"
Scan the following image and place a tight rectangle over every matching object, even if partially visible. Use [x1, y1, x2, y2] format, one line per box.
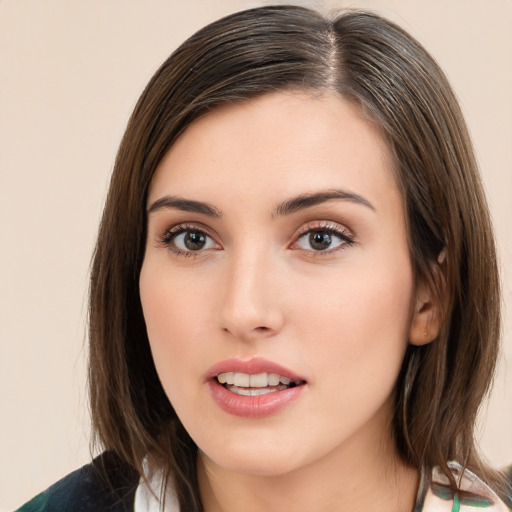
[409, 277, 442, 347]
[410, 251, 447, 346]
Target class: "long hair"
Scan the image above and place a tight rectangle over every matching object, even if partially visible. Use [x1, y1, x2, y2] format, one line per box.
[88, 6, 503, 510]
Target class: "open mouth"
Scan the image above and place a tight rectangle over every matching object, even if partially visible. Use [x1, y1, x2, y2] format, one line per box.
[208, 360, 307, 417]
[215, 372, 305, 396]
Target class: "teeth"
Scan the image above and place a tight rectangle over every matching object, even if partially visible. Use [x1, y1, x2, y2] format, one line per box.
[249, 373, 267, 387]
[268, 373, 280, 386]
[226, 386, 281, 396]
[217, 372, 234, 385]
[216, 372, 298, 388]
[233, 372, 250, 387]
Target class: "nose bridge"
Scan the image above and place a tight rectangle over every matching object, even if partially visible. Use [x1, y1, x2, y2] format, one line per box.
[219, 241, 283, 338]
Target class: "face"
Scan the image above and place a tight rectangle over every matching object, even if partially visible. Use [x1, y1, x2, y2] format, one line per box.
[140, 91, 422, 477]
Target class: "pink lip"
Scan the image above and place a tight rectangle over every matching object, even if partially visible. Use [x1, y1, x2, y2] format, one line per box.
[206, 357, 305, 382]
[206, 358, 307, 419]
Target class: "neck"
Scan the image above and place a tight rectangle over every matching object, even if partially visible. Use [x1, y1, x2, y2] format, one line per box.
[197, 417, 419, 512]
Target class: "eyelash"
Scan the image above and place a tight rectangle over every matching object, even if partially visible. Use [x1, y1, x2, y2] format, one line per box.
[158, 221, 356, 258]
[158, 223, 218, 258]
[291, 221, 356, 257]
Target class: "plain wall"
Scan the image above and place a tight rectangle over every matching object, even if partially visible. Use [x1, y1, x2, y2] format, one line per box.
[1, 1, 510, 510]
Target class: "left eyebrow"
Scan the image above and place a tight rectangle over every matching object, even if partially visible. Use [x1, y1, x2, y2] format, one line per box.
[272, 189, 376, 217]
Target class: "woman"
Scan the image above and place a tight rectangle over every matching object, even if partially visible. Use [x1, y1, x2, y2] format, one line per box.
[17, 5, 511, 512]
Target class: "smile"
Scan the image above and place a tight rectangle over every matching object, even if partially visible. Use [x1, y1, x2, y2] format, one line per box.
[207, 359, 307, 418]
[216, 372, 303, 396]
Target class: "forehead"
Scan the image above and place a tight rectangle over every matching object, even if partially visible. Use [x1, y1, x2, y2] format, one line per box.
[148, 91, 399, 213]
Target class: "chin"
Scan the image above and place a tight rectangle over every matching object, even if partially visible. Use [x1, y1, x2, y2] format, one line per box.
[198, 434, 307, 477]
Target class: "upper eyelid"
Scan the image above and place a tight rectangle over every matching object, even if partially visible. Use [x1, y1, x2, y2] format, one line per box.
[290, 220, 357, 249]
[161, 222, 215, 237]
[155, 219, 356, 247]
[156, 222, 219, 248]
[157, 224, 222, 258]
[293, 220, 355, 238]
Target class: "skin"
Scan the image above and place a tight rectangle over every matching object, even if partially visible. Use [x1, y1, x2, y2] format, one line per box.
[139, 91, 438, 512]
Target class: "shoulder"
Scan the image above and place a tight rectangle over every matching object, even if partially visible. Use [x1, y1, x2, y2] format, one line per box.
[15, 452, 140, 512]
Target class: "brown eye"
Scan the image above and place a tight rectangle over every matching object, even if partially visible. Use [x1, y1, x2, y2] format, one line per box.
[293, 225, 355, 254]
[183, 231, 207, 250]
[309, 231, 333, 251]
[165, 228, 219, 254]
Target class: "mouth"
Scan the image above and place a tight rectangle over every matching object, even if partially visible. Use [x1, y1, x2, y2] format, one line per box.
[215, 371, 305, 396]
[207, 358, 307, 417]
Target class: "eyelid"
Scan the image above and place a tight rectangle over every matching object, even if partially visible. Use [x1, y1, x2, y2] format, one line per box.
[289, 220, 356, 255]
[157, 222, 222, 257]
[154, 219, 355, 258]
[293, 220, 355, 240]
[158, 222, 217, 243]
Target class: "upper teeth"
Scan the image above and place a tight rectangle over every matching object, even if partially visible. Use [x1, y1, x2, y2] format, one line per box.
[217, 372, 293, 387]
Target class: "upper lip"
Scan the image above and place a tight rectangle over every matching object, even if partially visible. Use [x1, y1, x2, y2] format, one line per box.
[205, 357, 306, 383]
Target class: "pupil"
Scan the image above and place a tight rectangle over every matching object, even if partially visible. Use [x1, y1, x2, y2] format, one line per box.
[309, 231, 331, 250]
[184, 231, 206, 250]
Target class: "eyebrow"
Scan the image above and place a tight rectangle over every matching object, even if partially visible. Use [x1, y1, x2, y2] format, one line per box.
[272, 189, 375, 217]
[148, 196, 221, 217]
[147, 188, 375, 218]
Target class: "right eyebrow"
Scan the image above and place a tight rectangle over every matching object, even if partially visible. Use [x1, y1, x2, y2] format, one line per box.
[147, 195, 222, 217]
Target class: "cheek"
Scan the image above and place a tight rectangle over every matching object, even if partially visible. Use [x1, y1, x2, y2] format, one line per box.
[288, 255, 414, 376]
[289, 265, 413, 437]
[139, 263, 210, 392]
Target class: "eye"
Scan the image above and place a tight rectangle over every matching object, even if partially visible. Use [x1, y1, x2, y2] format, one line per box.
[292, 223, 355, 254]
[160, 225, 220, 256]
[297, 230, 344, 251]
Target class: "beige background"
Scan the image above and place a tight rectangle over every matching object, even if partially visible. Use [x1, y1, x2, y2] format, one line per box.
[1, 1, 510, 510]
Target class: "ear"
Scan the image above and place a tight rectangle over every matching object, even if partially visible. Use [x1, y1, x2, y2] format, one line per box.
[409, 254, 446, 346]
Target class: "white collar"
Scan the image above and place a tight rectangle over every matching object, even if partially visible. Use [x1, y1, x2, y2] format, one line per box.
[134, 460, 509, 512]
[134, 460, 179, 512]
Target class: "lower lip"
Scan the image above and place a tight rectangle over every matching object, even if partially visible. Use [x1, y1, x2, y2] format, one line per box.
[207, 380, 305, 418]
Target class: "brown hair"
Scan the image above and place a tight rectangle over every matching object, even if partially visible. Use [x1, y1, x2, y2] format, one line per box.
[89, 5, 504, 509]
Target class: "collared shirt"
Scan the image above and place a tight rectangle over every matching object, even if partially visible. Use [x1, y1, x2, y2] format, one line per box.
[16, 453, 512, 512]
[135, 461, 511, 512]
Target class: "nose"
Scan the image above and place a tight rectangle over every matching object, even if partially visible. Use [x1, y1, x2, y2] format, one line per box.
[218, 248, 285, 341]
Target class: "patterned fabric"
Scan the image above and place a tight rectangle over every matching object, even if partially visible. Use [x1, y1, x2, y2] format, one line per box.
[15, 453, 512, 512]
[136, 461, 511, 512]
[416, 462, 510, 512]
